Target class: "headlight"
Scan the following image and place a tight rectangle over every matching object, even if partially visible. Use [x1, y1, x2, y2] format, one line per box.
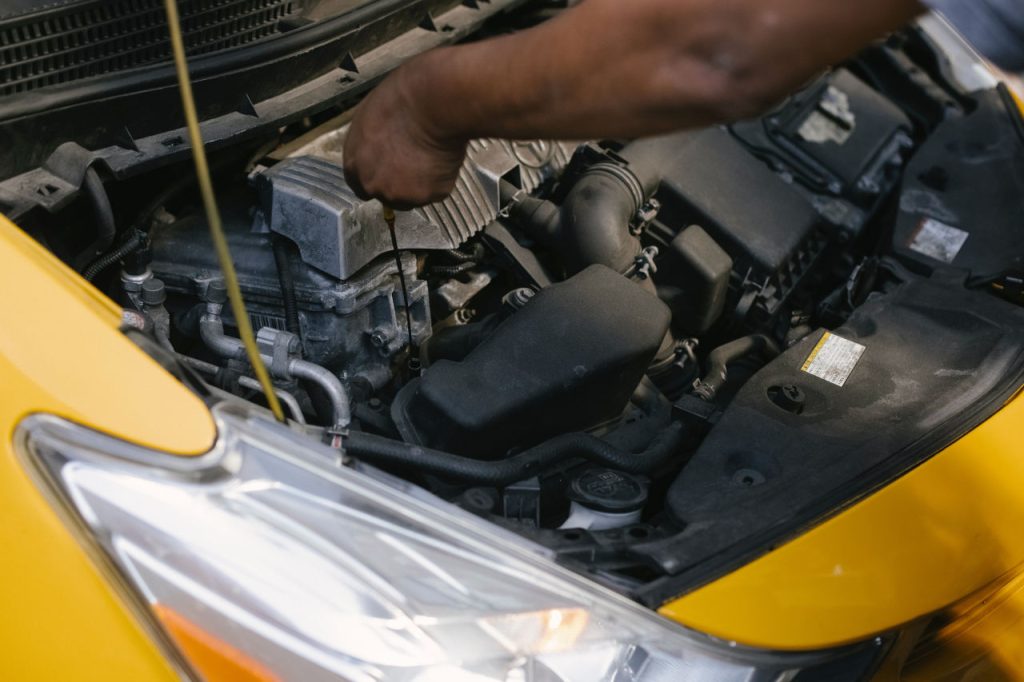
[18, 403, 879, 681]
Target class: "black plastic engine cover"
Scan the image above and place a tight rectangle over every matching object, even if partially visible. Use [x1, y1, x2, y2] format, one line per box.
[732, 69, 911, 194]
[648, 275, 1024, 587]
[892, 87, 1024, 283]
[393, 265, 672, 459]
[654, 128, 820, 277]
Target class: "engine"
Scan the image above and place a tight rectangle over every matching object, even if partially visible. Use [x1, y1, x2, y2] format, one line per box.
[57, 48, 1024, 599]
[138, 66, 912, 486]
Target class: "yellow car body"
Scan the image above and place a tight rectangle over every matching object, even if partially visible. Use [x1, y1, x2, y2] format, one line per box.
[0, 213, 210, 680]
[4, 179, 1024, 680]
[3, 9, 1024, 681]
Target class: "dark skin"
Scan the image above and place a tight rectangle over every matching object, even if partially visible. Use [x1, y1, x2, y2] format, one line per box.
[343, 0, 924, 209]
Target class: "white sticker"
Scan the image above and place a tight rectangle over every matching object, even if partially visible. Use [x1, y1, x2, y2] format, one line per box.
[801, 332, 865, 387]
[908, 218, 969, 264]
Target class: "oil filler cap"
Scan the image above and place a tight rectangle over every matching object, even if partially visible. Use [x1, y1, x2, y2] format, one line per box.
[569, 468, 648, 514]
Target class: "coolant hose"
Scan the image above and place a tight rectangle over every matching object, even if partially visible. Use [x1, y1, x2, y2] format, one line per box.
[693, 334, 781, 402]
[344, 421, 686, 486]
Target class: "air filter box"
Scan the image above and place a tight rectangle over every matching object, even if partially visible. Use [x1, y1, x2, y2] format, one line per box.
[393, 265, 672, 459]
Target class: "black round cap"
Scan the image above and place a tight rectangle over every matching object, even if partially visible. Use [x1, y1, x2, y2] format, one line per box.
[568, 468, 648, 513]
[141, 277, 166, 306]
[206, 279, 228, 304]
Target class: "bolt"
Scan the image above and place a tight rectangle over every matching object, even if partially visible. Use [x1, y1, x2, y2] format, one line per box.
[768, 383, 806, 414]
[857, 176, 881, 195]
[503, 288, 535, 310]
[369, 329, 388, 348]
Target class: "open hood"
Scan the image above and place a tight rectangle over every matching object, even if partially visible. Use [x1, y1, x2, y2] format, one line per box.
[0, 0, 526, 217]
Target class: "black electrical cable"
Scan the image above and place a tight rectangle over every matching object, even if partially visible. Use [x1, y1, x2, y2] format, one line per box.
[79, 172, 200, 281]
[445, 245, 484, 262]
[429, 261, 477, 276]
[344, 421, 686, 486]
[82, 230, 145, 282]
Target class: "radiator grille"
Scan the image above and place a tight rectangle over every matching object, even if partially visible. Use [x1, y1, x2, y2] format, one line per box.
[0, 0, 301, 96]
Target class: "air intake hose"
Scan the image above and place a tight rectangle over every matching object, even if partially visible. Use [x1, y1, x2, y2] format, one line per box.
[512, 134, 683, 275]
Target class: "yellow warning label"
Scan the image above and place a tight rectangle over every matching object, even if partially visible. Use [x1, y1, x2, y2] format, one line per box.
[801, 331, 866, 387]
[801, 331, 832, 372]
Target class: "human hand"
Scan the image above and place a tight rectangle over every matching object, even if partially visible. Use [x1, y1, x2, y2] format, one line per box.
[343, 63, 468, 209]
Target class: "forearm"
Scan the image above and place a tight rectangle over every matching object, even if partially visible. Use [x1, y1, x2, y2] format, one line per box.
[397, 0, 924, 143]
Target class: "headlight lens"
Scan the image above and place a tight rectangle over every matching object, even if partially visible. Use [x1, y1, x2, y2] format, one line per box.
[19, 403, 874, 681]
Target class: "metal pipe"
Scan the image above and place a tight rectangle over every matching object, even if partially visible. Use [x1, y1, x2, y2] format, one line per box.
[199, 313, 248, 360]
[238, 376, 306, 425]
[199, 312, 350, 428]
[287, 358, 351, 430]
[177, 354, 307, 425]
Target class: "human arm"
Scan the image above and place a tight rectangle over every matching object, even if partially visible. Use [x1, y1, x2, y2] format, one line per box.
[343, 0, 924, 207]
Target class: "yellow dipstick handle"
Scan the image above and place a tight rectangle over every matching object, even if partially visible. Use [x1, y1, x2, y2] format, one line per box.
[162, 0, 286, 423]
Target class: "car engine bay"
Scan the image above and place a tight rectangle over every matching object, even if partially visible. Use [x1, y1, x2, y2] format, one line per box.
[8, 15, 1024, 607]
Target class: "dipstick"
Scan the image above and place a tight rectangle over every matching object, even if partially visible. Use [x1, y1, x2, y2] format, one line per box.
[383, 205, 417, 363]
[162, 0, 286, 422]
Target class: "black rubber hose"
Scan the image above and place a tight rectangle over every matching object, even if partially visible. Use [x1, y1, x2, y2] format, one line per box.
[82, 230, 145, 282]
[445, 245, 484, 262]
[559, 166, 644, 274]
[83, 167, 117, 257]
[422, 314, 502, 364]
[429, 261, 477, 276]
[272, 236, 302, 336]
[693, 334, 781, 402]
[344, 421, 686, 486]
[511, 134, 689, 275]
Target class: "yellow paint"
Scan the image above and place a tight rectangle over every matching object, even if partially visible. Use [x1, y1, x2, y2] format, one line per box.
[0, 214, 214, 454]
[659, 392, 1024, 653]
[799, 330, 830, 371]
[898, 569, 1024, 681]
[0, 214, 215, 680]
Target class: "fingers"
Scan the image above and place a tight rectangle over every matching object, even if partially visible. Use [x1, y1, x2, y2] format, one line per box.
[343, 133, 467, 209]
[344, 149, 462, 208]
[341, 76, 468, 209]
[342, 156, 370, 202]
